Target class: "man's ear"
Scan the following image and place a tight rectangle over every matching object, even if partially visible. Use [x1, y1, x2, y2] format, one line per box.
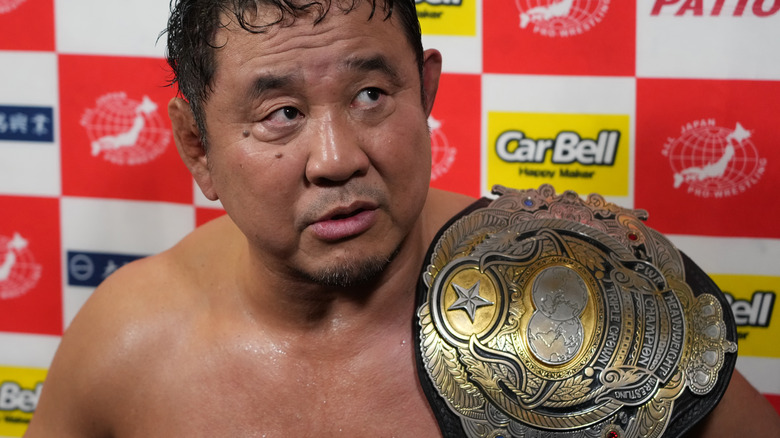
[421, 48, 443, 116]
[168, 98, 218, 201]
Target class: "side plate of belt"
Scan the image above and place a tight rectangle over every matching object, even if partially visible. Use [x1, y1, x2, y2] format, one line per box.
[415, 185, 738, 438]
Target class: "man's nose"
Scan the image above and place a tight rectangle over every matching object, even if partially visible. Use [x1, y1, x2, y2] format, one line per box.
[304, 115, 370, 185]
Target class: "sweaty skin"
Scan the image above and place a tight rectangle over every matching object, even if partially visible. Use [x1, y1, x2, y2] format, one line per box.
[24, 2, 780, 437]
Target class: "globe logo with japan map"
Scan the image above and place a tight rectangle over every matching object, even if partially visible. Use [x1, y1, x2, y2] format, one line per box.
[663, 120, 766, 198]
[0, 232, 41, 300]
[81, 92, 171, 166]
[514, 0, 610, 37]
[429, 115, 456, 181]
[0, 0, 26, 14]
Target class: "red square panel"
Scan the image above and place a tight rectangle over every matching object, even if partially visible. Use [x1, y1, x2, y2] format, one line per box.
[59, 54, 192, 204]
[196, 207, 227, 227]
[0, 195, 61, 335]
[484, 0, 635, 76]
[0, 0, 54, 51]
[429, 73, 481, 198]
[636, 78, 780, 238]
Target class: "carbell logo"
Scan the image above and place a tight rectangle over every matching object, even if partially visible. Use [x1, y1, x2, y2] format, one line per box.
[487, 112, 629, 196]
[0, 0, 26, 14]
[80, 92, 170, 166]
[0, 381, 41, 415]
[429, 115, 456, 182]
[416, 0, 475, 36]
[416, 0, 461, 19]
[0, 232, 41, 300]
[497, 129, 620, 166]
[650, 0, 780, 17]
[662, 119, 766, 198]
[0, 105, 54, 143]
[726, 291, 775, 328]
[515, 0, 610, 37]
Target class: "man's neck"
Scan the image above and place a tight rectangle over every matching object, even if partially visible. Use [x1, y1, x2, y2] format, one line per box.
[234, 223, 427, 344]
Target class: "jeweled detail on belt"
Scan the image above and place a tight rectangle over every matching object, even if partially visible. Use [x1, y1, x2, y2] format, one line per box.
[418, 185, 737, 438]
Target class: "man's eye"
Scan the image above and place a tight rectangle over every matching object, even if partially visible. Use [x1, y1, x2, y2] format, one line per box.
[269, 106, 300, 121]
[354, 88, 384, 106]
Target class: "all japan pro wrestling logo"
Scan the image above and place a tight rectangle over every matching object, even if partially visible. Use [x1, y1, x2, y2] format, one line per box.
[0, 232, 41, 300]
[662, 119, 767, 198]
[81, 92, 170, 166]
[429, 115, 456, 181]
[515, 0, 610, 37]
[0, 0, 26, 14]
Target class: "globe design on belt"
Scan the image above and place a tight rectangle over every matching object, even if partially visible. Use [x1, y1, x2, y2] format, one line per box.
[417, 185, 737, 438]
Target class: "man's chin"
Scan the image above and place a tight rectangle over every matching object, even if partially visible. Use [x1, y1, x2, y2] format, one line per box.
[296, 243, 402, 289]
[300, 255, 392, 289]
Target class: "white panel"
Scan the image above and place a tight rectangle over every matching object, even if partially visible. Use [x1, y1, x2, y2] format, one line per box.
[60, 197, 194, 254]
[0, 333, 60, 369]
[55, 0, 170, 57]
[668, 235, 780, 276]
[637, 1, 780, 79]
[737, 356, 780, 395]
[482, 74, 636, 114]
[0, 52, 58, 106]
[0, 52, 60, 197]
[423, 34, 482, 74]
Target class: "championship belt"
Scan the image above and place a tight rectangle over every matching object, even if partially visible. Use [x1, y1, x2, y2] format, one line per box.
[415, 185, 738, 438]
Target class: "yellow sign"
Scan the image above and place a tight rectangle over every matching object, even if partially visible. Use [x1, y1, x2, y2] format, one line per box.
[487, 112, 630, 196]
[712, 274, 779, 359]
[417, 0, 476, 36]
[0, 366, 47, 437]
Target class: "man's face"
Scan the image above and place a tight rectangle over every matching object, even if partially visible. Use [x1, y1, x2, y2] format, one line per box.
[193, 4, 440, 286]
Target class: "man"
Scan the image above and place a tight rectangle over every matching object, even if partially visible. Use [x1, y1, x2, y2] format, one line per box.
[25, 1, 780, 437]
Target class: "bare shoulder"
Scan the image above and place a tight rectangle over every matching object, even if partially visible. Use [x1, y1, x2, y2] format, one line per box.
[422, 188, 479, 242]
[685, 370, 780, 437]
[26, 216, 241, 437]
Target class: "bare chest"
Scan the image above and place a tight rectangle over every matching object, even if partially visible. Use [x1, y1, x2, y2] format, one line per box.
[111, 333, 441, 437]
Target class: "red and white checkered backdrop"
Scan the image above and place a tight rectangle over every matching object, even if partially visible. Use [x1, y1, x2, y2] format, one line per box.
[1, 0, 779, 434]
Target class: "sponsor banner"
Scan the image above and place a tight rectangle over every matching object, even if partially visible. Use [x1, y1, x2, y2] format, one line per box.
[59, 54, 192, 204]
[486, 112, 630, 196]
[0, 0, 54, 51]
[66, 250, 146, 288]
[483, 0, 635, 76]
[0, 366, 46, 437]
[417, 0, 477, 36]
[638, 0, 780, 79]
[428, 73, 481, 198]
[712, 274, 779, 359]
[54, 0, 169, 57]
[0, 105, 53, 143]
[0, 196, 61, 336]
[635, 78, 780, 238]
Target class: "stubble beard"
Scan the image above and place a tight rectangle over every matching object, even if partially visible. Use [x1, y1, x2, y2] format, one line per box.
[297, 246, 400, 289]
